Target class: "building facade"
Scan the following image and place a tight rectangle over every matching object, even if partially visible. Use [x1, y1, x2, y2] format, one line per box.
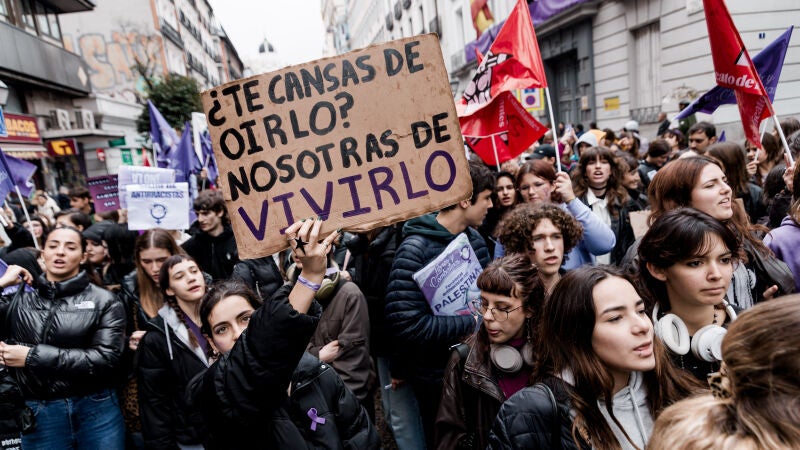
[0, 0, 98, 192]
[58, 0, 244, 177]
[324, 0, 800, 141]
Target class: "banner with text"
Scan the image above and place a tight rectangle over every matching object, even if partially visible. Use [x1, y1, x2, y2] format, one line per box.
[87, 175, 120, 213]
[125, 183, 190, 230]
[412, 233, 483, 316]
[117, 165, 175, 208]
[202, 34, 471, 259]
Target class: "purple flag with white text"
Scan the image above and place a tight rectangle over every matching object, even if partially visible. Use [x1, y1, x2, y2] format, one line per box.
[676, 26, 793, 120]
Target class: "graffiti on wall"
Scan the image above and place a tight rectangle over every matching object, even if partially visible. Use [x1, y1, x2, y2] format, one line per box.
[63, 30, 165, 102]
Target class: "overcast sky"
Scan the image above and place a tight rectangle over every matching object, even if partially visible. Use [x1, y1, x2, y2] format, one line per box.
[208, 0, 326, 65]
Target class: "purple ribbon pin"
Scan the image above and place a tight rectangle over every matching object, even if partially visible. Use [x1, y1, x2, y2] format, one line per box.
[307, 408, 326, 431]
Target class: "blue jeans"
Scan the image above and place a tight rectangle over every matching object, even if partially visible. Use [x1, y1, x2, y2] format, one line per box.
[377, 357, 427, 450]
[22, 389, 125, 450]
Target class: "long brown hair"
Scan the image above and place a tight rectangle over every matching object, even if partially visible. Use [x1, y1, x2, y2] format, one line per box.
[535, 266, 700, 449]
[572, 146, 629, 217]
[134, 229, 184, 317]
[648, 155, 768, 255]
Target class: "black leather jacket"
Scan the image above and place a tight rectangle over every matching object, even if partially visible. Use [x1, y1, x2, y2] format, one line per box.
[0, 271, 126, 400]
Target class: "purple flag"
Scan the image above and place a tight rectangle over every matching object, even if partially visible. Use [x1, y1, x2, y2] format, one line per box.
[148, 100, 181, 168]
[676, 26, 793, 120]
[0, 149, 37, 197]
[465, 0, 590, 64]
[200, 130, 218, 187]
[6, 154, 37, 196]
[171, 122, 201, 183]
[0, 149, 16, 201]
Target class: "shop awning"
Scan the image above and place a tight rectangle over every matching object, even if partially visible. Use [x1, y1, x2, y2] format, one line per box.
[0, 144, 48, 159]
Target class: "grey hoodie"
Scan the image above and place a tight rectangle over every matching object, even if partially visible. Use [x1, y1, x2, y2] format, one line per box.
[597, 371, 653, 450]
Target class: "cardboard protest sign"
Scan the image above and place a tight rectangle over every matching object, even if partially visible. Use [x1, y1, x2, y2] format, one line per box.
[412, 233, 483, 316]
[125, 183, 190, 230]
[87, 175, 119, 213]
[202, 34, 471, 259]
[629, 210, 651, 239]
[117, 165, 175, 208]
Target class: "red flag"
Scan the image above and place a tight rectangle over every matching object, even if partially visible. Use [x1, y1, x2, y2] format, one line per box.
[461, 91, 549, 166]
[703, 0, 771, 147]
[458, 0, 547, 116]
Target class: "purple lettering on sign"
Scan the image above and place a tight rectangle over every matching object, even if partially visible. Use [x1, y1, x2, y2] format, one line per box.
[425, 150, 456, 192]
[272, 192, 295, 233]
[400, 161, 428, 199]
[239, 200, 269, 241]
[338, 174, 371, 218]
[368, 167, 400, 209]
[300, 181, 333, 220]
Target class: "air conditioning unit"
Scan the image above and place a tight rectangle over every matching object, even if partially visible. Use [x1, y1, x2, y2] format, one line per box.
[75, 109, 95, 130]
[50, 109, 72, 130]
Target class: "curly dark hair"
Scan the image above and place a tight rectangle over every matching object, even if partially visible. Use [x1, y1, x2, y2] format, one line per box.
[497, 203, 583, 256]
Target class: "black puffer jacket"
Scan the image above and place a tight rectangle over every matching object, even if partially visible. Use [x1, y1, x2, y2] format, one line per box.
[384, 214, 490, 382]
[181, 224, 239, 281]
[488, 377, 590, 450]
[0, 271, 126, 400]
[231, 255, 285, 301]
[261, 352, 379, 449]
[187, 284, 322, 448]
[138, 305, 210, 449]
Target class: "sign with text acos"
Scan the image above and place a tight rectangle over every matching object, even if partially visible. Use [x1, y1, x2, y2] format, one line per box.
[125, 183, 190, 230]
[202, 34, 471, 259]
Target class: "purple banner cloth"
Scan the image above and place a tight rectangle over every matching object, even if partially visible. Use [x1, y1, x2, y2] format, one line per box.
[87, 175, 119, 213]
[676, 26, 793, 120]
[465, 0, 590, 64]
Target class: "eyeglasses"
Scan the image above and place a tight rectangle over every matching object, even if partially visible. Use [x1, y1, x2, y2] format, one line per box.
[471, 299, 524, 322]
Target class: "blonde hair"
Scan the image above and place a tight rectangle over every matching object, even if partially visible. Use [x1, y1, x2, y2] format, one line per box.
[650, 296, 800, 449]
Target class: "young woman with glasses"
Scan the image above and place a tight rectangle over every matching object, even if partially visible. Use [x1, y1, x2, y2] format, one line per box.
[435, 254, 546, 450]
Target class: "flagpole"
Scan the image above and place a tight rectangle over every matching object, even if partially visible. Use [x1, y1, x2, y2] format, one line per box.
[544, 87, 562, 172]
[771, 113, 795, 165]
[14, 187, 38, 250]
[490, 135, 501, 171]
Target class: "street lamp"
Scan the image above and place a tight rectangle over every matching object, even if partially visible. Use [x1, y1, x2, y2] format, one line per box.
[0, 80, 8, 107]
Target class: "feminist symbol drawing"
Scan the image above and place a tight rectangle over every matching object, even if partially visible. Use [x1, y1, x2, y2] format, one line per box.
[150, 203, 167, 225]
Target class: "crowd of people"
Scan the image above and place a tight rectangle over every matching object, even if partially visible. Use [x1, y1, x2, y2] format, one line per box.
[0, 116, 798, 449]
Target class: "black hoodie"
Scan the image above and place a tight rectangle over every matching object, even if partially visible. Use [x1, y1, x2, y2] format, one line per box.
[181, 224, 239, 281]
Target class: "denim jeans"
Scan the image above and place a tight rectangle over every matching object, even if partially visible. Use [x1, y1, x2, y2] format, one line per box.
[22, 389, 125, 450]
[377, 357, 427, 450]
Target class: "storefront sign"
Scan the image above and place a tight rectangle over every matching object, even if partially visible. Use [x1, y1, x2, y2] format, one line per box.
[47, 139, 78, 156]
[0, 113, 42, 144]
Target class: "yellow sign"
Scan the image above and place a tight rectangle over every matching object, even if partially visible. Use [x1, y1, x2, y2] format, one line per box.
[603, 96, 620, 111]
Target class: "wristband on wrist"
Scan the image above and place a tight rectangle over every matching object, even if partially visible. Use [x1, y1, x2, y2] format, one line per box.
[297, 275, 321, 292]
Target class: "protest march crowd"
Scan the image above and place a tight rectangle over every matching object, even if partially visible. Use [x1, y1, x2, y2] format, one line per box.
[1, 0, 799, 447]
[0, 115, 799, 450]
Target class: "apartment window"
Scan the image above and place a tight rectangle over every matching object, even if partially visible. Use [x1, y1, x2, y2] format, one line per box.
[21, 0, 36, 30]
[631, 22, 661, 120]
[0, 0, 8, 19]
[35, 2, 50, 36]
[47, 9, 61, 39]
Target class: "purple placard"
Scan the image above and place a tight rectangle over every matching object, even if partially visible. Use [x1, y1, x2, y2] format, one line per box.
[464, 0, 591, 64]
[412, 233, 483, 316]
[87, 175, 120, 213]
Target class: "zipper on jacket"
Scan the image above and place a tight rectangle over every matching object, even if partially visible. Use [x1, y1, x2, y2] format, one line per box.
[39, 282, 61, 344]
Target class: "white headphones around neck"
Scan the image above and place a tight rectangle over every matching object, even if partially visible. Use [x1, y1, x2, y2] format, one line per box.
[652, 302, 737, 362]
[489, 341, 535, 374]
